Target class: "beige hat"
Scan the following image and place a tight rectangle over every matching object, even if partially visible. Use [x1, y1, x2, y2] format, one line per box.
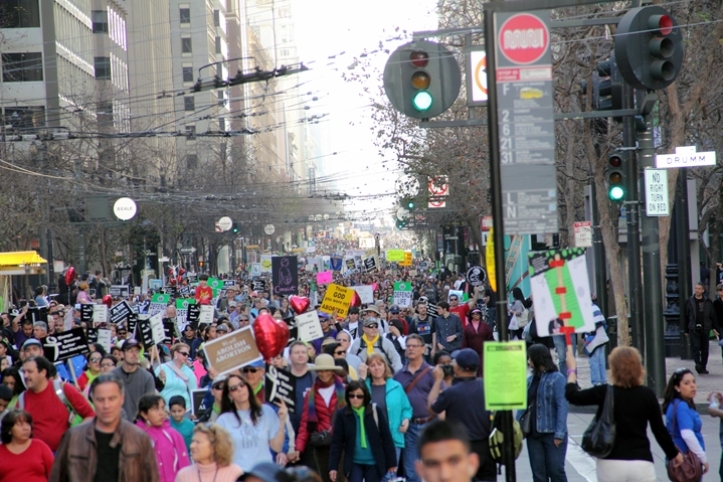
[363, 306, 381, 316]
[308, 354, 343, 371]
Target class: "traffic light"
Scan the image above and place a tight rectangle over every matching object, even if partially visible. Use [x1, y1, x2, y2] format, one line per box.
[405, 199, 415, 210]
[396, 218, 407, 230]
[231, 222, 240, 234]
[606, 151, 626, 202]
[614, 6, 684, 91]
[383, 40, 461, 119]
[596, 59, 623, 112]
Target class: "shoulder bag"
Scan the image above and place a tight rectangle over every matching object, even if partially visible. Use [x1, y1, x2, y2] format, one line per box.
[667, 401, 703, 482]
[581, 384, 616, 457]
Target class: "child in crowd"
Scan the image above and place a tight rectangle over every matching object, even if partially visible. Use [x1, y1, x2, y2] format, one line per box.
[169, 395, 195, 452]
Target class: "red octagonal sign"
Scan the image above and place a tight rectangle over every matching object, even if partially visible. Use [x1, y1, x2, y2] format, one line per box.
[498, 13, 549, 65]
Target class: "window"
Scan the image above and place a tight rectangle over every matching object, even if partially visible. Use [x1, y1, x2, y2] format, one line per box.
[218, 118, 225, 131]
[181, 37, 192, 54]
[182, 66, 193, 82]
[184, 96, 195, 111]
[179, 7, 190, 24]
[215, 36, 221, 54]
[217, 91, 225, 107]
[94, 57, 111, 79]
[92, 10, 108, 33]
[1, 53, 43, 82]
[280, 49, 290, 57]
[1, 0, 41, 28]
[3, 106, 44, 129]
[186, 154, 198, 169]
[213, 10, 220, 27]
[185, 125, 196, 140]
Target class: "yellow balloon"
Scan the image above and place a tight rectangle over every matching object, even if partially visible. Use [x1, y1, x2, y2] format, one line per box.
[486, 227, 496, 292]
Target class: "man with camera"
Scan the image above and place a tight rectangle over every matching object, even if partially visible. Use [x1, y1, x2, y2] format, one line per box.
[685, 282, 719, 374]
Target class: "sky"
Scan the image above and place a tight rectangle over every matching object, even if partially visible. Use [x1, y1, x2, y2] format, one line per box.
[292, 0, 439, 221]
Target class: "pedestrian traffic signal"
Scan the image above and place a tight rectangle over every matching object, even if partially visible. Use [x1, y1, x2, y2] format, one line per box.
[383, 40, 461, 120]
[614, 6, 684, 91]
[606, 151, 626, 202]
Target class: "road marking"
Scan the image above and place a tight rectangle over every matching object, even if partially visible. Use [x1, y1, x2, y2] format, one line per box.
[566, 435, 598, 482]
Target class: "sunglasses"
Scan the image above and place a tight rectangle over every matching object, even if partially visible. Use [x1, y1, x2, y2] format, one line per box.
[89, 357, 102, 363]
[212, 384, 225, 390]
[177, 352, 189, 357]
[228, 383, 244, 392]
[334, 350, 345, 356]
[243, 367, 260, 373]
[450, 298, 458, 301]
[366, 324, 378, 329]
[348, 393, 365, 399]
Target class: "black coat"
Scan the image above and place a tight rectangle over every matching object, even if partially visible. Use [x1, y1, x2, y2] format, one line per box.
[329, 405, 397, 477]
[685, 296, 718, 333]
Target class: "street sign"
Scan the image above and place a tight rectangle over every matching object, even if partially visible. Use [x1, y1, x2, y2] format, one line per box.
[573, 221, 593, 247]
[428, 176, 449, 209]
[180, 247, 196, 254]
[264, 224, 275, 235]
[113, 197, 137, 221]
[655, 150, 716, 169]
[217, 216, 233, 232]
[644, 169, 670, 216]
[495, 10, 558, 235]
[467, 47, 488, 105]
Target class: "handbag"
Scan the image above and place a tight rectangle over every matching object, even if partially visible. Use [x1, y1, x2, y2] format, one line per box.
[581, 385, 616, 457]
[309, 429, 332, 447]
[667, 401, 703, 482]
[518, 408, 532, 437]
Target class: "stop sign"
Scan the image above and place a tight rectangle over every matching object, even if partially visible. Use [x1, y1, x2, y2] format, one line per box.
[498, 13, 549, 65]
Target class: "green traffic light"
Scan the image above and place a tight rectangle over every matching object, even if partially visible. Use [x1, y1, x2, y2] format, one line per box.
[609, 186, 625, 201]
[412, 91, 433, 111]
[407, 202, 414, 209]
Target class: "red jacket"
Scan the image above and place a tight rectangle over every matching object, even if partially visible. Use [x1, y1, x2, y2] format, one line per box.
[295, 377, 343, 453]
[461, 321, 494, 358]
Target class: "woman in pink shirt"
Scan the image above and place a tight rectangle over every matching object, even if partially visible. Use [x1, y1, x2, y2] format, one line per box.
[174, 423, 243, 482]
[135, 394, 190, 482]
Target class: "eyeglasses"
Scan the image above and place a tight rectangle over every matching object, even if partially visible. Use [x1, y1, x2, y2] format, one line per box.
[89, 357, 102, 363]
[228, 383, 244, 392]
[212, 384, 224, 390]
[177, 352, 189, 357]
[450, 298, 458, 302]
[239, 318, 249, 322]
[334, 350, 345, 356]
[243, 367, 260, 373]
[100, 362, 115, 368]
[348, 393, 365, 399]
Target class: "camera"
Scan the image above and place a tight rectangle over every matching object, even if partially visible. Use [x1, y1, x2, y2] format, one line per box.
[442, 364, 454, 378]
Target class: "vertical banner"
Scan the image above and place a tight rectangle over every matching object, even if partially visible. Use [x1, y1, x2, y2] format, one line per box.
[272, 256, 299, 296]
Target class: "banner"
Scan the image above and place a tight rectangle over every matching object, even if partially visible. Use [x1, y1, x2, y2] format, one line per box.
[363, 256, 378, 273]
[203, 326, 262, 375]
[260, 255, 273, 273]
[316, 271, 333, 285]
[80, 304, 93, 323]
[109, 285, 130, 298]
[96, 328, 112, 352]
[272, 256, 299, 296]
[319, 283, 353, 317]
[137, 316, 154, 349]
[528, 248, 595, 337]
[330, 257, 343, 271]
[109, 301, 132, 324]
[199, 305, 214, 324]
[41, 328, 89, 363]
[150, 312, 165, 345]
[386, 250, 405, 262]
[265, 365, 296, 413]
[296, 311, 324, 342]
[92, 305, 108, 324]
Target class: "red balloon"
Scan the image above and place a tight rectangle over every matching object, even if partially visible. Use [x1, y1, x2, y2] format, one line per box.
[289, 296, 310, 314]
[102, 294, 113, 308]
[253, 313, 289, 361]
[350, 291, 362, 308]
[64, 267, 76, 286]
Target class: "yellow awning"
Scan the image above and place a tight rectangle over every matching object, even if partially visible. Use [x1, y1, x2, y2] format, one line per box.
[0, 251, 47, 267]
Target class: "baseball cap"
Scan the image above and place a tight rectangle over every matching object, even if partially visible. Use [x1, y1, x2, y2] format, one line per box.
[241, 462, 288, 482]
[121, 339, 141, 351]
[22, 338, 42, 351]
[363, 317, 380, 327]
[454, 348, 480, 371]
[212, 374, 228, 387]
[245, 359, 265, 369]
[389, 305, 400, 314]
[216, 324, 229, 333]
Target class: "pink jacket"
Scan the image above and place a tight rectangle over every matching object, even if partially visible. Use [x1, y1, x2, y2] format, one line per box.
[135, 419, 190, 482]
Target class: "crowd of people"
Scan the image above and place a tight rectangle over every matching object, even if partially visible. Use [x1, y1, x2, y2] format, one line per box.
[0, 261, 721, 482]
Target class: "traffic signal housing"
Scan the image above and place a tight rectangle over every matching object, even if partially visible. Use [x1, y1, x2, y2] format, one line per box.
[383, 40, 461, 119]
[614, 6, 684, 91]
[596, 59, 623, 113]
[231, 222, 240, 234]
[606, 151, 626, 202]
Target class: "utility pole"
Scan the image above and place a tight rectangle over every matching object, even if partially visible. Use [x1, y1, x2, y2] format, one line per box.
[591, 180, 608, 316]
[639, 115, 666, 394]
[676, 173, 692, 359]
[75, 159, 87, 275]
[622, 82, 643, 352]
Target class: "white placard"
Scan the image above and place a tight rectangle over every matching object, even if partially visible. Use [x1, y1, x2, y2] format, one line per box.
[394, 291, 413, 308]
[644, 169, 670, 216]
[97, 328, 112, 352]
[296, 311, 324, 342]
[655, 150, 716, 169]
[64, 308, 75, 331]
[199, 305, 214, 324]
[353, 286, 374, 305]
[93, 305, 108, 324]
[574, 221, 593, 248]
[150, 312, 165, 345]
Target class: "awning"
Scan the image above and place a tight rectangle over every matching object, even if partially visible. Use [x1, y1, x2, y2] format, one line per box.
[0, 251, 47, 275]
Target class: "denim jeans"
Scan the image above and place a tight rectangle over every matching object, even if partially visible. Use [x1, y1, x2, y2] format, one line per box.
[553, 334, 577, 375]
[589, 347, 607, 385]
[349, 464, 382, 482]
[402, 421, 429, 482]
[526, 433, 568, 482]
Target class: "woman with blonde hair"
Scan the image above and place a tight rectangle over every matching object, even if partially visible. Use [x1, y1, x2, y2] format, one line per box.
[565, 344, 682, 481]
[174, 423, 243, 482]
[156, 342, 197, 409]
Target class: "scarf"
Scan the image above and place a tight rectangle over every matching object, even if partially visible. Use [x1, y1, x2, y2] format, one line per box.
[307, 376, 346, 424]
[362, 333, 380, 356]
[352, 406, 368, 448]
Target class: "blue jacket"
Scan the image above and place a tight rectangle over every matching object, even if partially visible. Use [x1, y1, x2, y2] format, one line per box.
[525, 371, 568, 440]
[365, 378, 413, 448]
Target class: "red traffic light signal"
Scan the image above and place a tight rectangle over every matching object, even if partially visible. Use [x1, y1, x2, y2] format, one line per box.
[614, 6, 684, 90]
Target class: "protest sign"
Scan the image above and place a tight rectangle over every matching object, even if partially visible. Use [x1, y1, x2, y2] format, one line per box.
[393, 281, 414, 308]
[63, 309, 75, 331]
[330, 257, 343, 271]
[199, 305, 214, 324]
[272, 256, 299, 296]
[163, 319, 176, 343]
[465, 266, 487, 287]
[137, 317, 154, 349]
[93, 305, 108, 324]
[319, 283, 352, 317]
[179, 285, 191, 297]
[149, 294, 170, 316]
[426, 303, 439, 317]
[251, 263, 262, 276]
[42, 328, 89, 363]
[316, 271, 333, 285]
[386, 250, 405, 262]
[295, 311, 323, 342]
[399, 251, 413, 267]
[352, 285, 374, 305]
[484, 341, 527, 410]
[109, 300, 132, 324]
[252, 278, 266, 292]
[528, 248, 595, 337]
[149, 279, 163, 291]
[86, 328, 98, 344]
[126, 312, 138, 335]
[187, 304, 200, 324]
[265, 365, 297, 413]
[363, 256, 378, 273]
[192, 389, 207, 416]
[260, 255, 273, 273]
[97, 328, 112, 352]
[80, 304, 93, 322]
[223, 280, 236, 288]
[109, 285, 130, 298]
[150, 312, 165, 345]
[203, 326, 262, 375]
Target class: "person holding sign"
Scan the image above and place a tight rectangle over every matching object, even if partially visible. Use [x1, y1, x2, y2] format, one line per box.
[216, 374, 288, 471]
[155, 343, 197, 410]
